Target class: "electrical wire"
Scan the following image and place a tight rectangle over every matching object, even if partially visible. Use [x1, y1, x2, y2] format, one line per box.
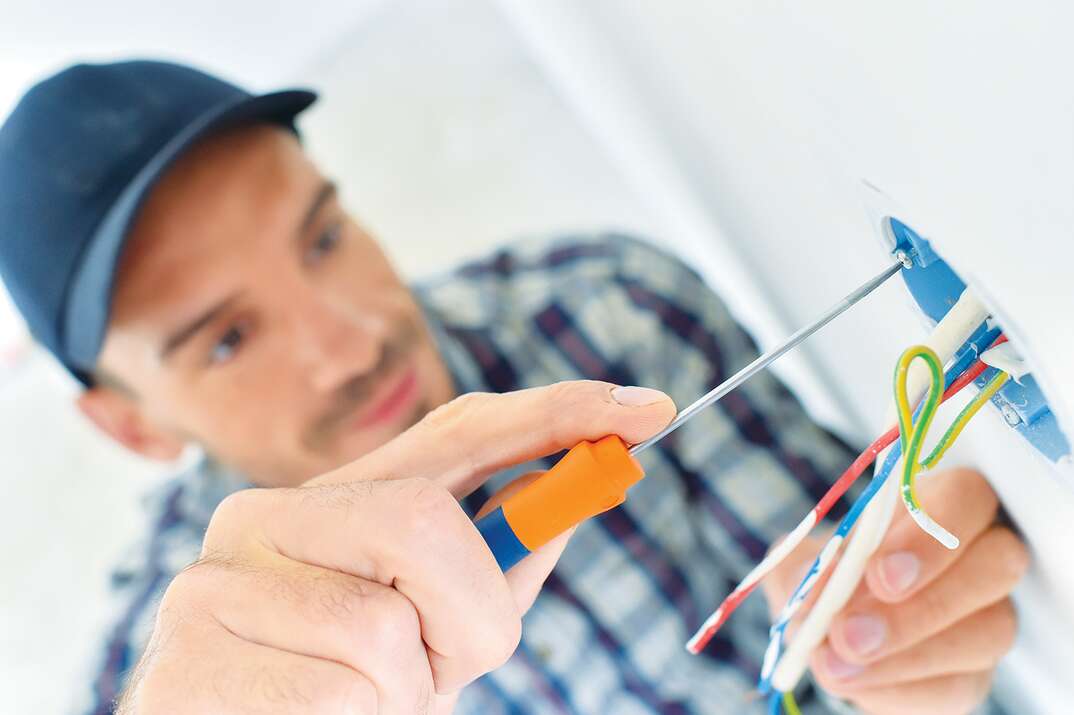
[760, 442, 903, 690]
[768, 691, 782, 715]
[769, 292, 994, 693]
[894, 346, 953, 548]
[685, 335, 1007, 654]
[921, 370, 1010, 470]
[685, 427, 896, 653]
[760, 333, 1006, 689]
[896, 346, 1010, 548]
[782, 691, 803, 715]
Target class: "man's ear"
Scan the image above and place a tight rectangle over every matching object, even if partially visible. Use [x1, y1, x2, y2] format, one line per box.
[77, 386, 185, 461]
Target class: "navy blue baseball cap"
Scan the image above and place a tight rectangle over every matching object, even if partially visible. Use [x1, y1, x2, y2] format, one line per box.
[0, 60, 317, 384]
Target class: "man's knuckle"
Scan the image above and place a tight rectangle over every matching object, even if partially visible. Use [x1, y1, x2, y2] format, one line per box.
[995, 529, 1031, 580]
[203, 489, 262, 547]
[313, 571, 368, 623]
[971, 669, 994, 707]
[467, 608, 522, 673]
[951, 670, 994, 715]
[399, 478, 458, 535]
[294, 666, 377, 715]
[948, 465, 987, 485]
[131, 643, 207, 713]
[363, 588, 421, 653]
[553, 380, 608, 413]
[300, 669, 355, 711]
[808, 659, 840, 697]
[213, 489, 253, 522]
[992, 599, 1019, 657]
[159, 568, 208, 615]
[338, 674, 378, 715]
[493, 616, 523, 667]
[247, 661, 317, 707]
[421, 392, 490, 433]
[131, 666, 173, 713]
[542, 381, 611, 440]
[916, 587, 952, 630]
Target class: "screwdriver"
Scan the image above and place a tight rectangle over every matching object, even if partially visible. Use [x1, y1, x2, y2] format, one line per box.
[477, 258, 906, 570]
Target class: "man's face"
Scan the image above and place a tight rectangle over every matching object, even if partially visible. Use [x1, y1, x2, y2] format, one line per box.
[96, 125, 454, 486]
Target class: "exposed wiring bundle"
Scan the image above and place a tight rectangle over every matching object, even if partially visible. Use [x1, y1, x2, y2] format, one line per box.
[684, 335, 1006, 654]
[685, 288, 1014, 713]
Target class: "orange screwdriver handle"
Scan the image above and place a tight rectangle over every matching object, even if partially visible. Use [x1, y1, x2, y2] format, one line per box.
[475, 435, 645, 570]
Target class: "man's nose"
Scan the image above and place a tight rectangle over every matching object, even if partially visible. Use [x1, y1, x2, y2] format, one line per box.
[289, 295, 386, 393]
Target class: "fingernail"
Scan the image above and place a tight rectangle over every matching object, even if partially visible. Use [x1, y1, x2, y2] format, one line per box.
[842, 614, 886, 656]
[880, 551, 920, 595]
[822, 646, 864, 680]
[611, 386, 667, 406]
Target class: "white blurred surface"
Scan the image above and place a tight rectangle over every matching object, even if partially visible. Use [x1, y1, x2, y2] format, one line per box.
[0, 352, 172, 712]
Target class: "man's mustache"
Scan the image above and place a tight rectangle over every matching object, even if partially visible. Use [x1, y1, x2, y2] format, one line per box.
[303, 320, 423, 449]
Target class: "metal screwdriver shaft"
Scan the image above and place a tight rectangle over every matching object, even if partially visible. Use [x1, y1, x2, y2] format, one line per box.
[629, 259, 905, 456]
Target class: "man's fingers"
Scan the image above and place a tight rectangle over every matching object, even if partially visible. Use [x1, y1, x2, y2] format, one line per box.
[172, 554, 433, 715]
[208, 479, 519, 693]
[828, 526, 1028, 665]
[184, 381, 675, 702]
[812, 599, 1017, 693]
[476, 471, 577, 613]
[865, 467, 998, 603]
[836, 670, 993, 715]
[315, 380, 676, 497]
[129, 617, 378, 714]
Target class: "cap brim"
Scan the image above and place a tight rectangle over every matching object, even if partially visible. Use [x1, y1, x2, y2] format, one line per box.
[62, 88, 317, 383]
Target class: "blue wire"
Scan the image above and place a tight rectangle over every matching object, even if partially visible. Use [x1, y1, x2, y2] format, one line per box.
[757, 337, 990, 693]
[758, 445, 902, 693]
[768, 691, 783, 715]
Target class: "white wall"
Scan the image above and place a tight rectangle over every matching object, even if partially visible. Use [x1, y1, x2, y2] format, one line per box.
[298, 0, 660, 277]
[495, 3, 1074, 711]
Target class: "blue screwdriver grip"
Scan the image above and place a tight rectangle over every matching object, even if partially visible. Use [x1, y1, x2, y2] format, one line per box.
[476, 506, 531, 571]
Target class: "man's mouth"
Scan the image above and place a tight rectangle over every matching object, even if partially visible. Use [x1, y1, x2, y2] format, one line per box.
[303, 319, 427, 452]
[348, 363, 421, 431]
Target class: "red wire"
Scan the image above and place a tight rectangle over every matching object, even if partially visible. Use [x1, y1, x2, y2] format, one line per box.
[687, 335, 1007, 653]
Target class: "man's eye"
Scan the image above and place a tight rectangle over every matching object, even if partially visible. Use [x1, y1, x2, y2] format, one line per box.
[209, 324, 246, 365]
[305, 224, 342, 265]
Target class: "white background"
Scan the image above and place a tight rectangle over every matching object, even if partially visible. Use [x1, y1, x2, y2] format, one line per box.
[3, 1, 1072, 713]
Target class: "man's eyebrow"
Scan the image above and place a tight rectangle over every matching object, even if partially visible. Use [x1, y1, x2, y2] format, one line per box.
[299, 181, 337, 236]
[160, 293, 241, 359]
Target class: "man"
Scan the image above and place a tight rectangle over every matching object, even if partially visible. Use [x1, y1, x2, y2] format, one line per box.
[0, 61, 1026, 714]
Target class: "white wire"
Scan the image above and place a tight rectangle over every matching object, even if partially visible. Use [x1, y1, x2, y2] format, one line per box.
[770, 288, 990, 692]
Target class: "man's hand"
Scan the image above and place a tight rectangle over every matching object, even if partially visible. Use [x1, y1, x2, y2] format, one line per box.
[764, 467, 1029, 715]
[119, 381, 675, 714]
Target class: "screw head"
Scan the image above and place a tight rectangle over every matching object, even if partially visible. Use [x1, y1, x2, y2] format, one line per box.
[894, 250, 914, 269]
[1000, 403, 1022, 426]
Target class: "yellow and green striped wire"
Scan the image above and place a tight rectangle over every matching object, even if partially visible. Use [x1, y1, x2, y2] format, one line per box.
[893, 345, 1009, 549]
[782, 691, 803, 715]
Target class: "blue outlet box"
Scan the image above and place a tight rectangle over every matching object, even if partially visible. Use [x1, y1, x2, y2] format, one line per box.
[887, 218, 1071, 463]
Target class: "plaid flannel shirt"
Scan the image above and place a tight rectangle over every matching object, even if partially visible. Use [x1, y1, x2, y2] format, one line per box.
[82, 234, 864, 714]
